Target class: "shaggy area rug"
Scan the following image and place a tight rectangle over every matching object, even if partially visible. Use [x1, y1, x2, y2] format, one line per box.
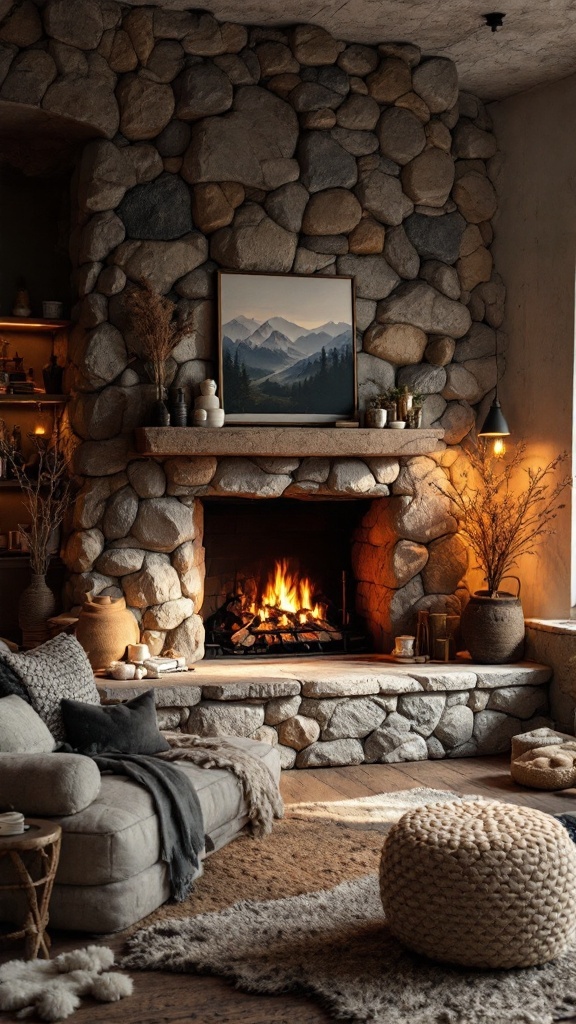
[287, 785, 466, 828]
[130, 787, 463, 927]
[122, 874, 576, 1024]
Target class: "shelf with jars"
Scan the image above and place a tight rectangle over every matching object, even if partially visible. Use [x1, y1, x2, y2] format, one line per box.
[0, 313, 69, 552]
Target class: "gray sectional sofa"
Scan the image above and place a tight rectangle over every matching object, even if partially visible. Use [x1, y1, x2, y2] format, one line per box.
[0, 737, 281, 933]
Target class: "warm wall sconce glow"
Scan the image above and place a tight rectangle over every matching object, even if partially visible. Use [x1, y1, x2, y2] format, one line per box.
[34, 426, 46, 435]
[492, 437, 506, 457]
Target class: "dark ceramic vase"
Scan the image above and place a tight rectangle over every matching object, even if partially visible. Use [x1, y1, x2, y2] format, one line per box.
[460, 588, 525, 664]
[19, 573, 56, 649]
[169, 387, 188, 427]
[150, 386, 170, 426]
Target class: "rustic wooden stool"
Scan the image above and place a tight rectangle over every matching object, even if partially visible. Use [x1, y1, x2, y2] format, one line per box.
[0, 819, 61, 959]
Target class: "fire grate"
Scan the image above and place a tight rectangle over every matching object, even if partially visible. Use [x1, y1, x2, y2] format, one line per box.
[204, 626, 369, 658]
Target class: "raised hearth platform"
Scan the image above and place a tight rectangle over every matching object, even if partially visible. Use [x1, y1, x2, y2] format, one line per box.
[96, 656, 553, 769]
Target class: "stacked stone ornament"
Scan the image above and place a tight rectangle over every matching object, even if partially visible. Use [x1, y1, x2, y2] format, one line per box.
[192, 380, 225, 427]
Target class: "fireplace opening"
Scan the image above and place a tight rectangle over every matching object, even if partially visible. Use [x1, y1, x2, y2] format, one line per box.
[201, 498, 372, 657]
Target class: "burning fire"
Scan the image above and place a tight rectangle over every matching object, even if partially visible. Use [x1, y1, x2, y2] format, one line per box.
[252, 559, 325, 623]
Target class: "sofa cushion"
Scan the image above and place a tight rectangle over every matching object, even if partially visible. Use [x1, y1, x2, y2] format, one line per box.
[0, 752, 101, 815]
[0, 635, 100, 741]
[1, 862, 173, 935]
[54, 738, 281, 887]
[61, 689, 170, 755]
[0, 695, 54, 753]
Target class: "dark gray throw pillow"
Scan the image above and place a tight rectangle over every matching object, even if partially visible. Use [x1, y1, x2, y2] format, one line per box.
[0, 657, 31, 703]
[61, 688, 171, 755]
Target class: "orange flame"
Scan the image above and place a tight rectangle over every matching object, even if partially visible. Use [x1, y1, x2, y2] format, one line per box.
[253, 559, 324, 620]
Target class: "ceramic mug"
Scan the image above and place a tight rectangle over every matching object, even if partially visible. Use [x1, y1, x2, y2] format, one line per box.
[393, 635, 416, 657]
[42, 301, 63, 319]
[127, 643, 150, 664]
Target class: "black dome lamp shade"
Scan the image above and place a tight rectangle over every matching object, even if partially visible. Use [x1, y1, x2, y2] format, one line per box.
[478, 329, 510, 452]
[478, 397, 510, 438]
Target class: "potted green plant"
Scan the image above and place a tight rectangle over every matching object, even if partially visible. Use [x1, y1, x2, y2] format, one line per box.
[365, 397, 387, 428]
[441, 439, 570, 663]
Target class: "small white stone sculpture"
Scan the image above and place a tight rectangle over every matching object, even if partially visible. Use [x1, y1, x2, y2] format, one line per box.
[109, 661, 136, 680]
[193, 379, 225, 427]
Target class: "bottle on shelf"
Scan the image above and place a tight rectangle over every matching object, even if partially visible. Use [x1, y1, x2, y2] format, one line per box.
[42, 354, 63, 395]
[12, 279, 31, 318]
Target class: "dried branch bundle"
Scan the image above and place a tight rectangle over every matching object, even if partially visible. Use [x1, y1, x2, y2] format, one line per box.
[0, 424, 73, 575]
[125, 279, 194, 394]
[439, 440, 571, 596]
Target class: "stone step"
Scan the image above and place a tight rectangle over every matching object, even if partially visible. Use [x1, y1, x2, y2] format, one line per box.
[96, 655, 551, 703]
[95, 656, 553, 769]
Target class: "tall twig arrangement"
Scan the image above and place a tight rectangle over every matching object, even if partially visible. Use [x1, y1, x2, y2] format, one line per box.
[0, 423, 73, 575]
[124, 279, 194, 396]
[439, 440, 571, 596]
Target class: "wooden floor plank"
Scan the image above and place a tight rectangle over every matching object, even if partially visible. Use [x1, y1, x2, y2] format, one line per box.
[3, 754, 576, 1024]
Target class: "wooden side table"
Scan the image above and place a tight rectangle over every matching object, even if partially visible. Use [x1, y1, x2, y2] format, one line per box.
[0, 818, 62, 959]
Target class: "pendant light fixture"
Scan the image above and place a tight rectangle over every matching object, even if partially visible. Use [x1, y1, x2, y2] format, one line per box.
[478, 329, 510, 456]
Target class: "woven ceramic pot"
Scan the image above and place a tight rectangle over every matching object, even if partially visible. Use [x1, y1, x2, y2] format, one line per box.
[76, 595, 140, 670]
[461, 588, 525, 664]
[18, 573, 56, 649]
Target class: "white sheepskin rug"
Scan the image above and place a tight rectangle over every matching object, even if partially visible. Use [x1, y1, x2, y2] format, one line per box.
[0, 945, 133, 1021]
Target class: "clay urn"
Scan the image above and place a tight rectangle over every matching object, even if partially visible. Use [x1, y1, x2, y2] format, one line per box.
[76, 595, 140, 671]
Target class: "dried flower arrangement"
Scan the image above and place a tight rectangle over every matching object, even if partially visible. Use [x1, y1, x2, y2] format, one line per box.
[441, 439, 571, 596]
[124, 279, 194, 398]
[0, 420, 73, 575]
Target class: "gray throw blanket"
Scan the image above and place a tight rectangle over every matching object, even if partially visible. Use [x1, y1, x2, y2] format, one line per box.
[93, 753, 206, 902]
[90, 737, 282, 903]
[159, 733, 284, 837]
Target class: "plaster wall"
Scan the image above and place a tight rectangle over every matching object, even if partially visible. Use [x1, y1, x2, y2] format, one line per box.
[491, 78, 576, 618]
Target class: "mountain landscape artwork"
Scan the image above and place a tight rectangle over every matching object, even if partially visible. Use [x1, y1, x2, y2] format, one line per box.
[219, 271, 356, 423]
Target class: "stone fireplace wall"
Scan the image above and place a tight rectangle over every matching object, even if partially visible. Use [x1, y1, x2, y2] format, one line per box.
[0, 4, 504, 659]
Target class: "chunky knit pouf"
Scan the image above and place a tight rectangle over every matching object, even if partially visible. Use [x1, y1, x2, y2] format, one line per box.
[380, 800, 576, 968]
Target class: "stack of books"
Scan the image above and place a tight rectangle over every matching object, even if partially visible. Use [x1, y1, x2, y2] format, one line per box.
[144, 655, 187, 674]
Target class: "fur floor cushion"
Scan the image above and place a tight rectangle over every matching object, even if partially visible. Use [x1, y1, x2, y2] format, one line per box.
[511, 743, 576, 790]
[0, 946, 133, 1021]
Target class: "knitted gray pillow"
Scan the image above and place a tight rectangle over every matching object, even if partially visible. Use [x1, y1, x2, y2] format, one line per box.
[1, 634, 101, 742]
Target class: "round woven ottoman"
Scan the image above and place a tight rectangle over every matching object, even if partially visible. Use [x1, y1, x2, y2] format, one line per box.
[380, 800, 576, 968]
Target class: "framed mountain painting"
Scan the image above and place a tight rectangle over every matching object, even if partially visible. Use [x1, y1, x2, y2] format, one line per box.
[218, 270, 357, 424]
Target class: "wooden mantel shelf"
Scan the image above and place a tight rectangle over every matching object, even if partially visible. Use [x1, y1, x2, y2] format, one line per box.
[134, 426, 445, 459]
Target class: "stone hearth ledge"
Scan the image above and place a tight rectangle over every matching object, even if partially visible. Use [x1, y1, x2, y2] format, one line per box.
[95, 657, 553, 768]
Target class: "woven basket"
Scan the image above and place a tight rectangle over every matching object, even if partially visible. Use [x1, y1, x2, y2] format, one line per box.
[511, 744, 576, 790]
[511, 728, 575, 759]
[380, 800, 576, 968]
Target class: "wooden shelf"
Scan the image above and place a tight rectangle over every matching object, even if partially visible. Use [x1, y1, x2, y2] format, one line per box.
[0, 317, 70, 332]
[0, 394, 68, 405]
[134, 426, 445, 459]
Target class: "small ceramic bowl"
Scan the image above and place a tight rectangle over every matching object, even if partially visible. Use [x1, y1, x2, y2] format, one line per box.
[388, 421, 406, 429]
